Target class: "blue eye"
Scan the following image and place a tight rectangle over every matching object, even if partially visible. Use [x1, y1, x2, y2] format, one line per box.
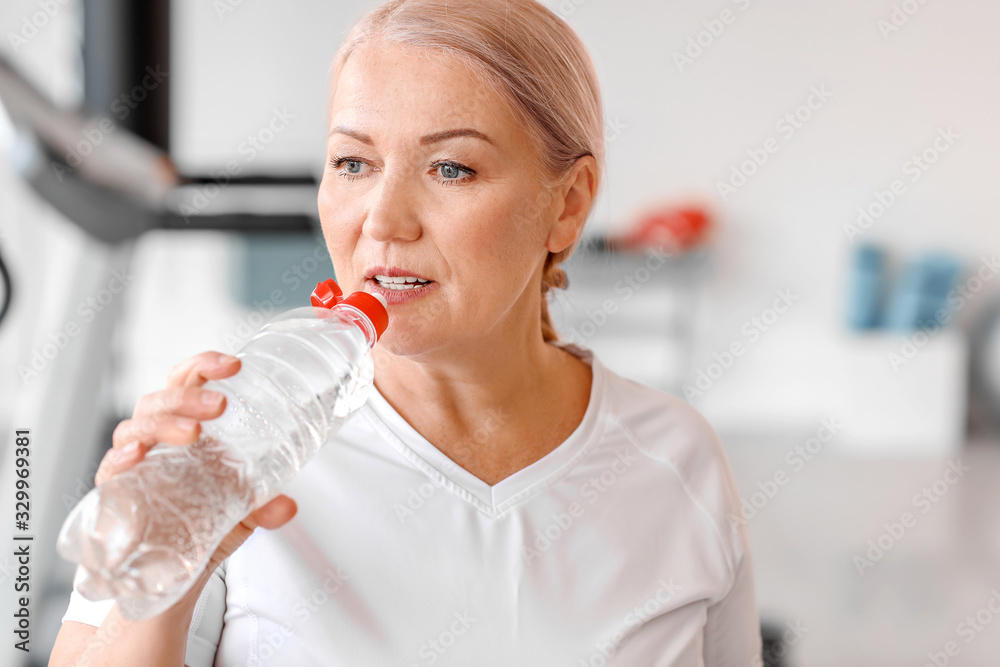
[329, 156, 473, 185]
[433, 161, 475, 184]
[329, 156, 374, 181]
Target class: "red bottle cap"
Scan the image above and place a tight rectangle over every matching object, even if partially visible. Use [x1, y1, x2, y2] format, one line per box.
[339, 291, 388, 341]
[310, 279, 343, 308]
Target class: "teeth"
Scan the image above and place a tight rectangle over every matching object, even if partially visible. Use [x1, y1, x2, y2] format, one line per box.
[373, 274, 431, 290]
[375, 275, 430, 285]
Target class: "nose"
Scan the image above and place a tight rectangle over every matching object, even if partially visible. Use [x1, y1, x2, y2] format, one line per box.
[362, 169, 422, 243]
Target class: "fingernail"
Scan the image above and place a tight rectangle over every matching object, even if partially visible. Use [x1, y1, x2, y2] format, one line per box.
[201, 391, 224, 407]
[215, 353, 237, 365]
[176, 417, 198, 431]
[112, 441, 139, 463]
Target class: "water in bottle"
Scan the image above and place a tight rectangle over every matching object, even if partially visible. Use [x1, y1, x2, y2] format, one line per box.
[56, 280, 388, 620]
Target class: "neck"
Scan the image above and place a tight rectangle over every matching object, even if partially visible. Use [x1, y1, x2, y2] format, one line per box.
[371, 322, 563, 428]
[369, 319, 592, 485]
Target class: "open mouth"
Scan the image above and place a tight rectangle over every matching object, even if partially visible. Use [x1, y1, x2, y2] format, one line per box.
[372, 274, 433, 291]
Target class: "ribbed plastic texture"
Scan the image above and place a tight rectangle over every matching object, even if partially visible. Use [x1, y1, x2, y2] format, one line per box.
[56, 303, 380, 620]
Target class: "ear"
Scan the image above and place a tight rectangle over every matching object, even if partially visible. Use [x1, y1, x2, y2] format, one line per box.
[546, 155, 598, 254]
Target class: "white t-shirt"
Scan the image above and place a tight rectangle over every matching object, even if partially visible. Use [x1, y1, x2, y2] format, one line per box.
[62, 342, 762, 666]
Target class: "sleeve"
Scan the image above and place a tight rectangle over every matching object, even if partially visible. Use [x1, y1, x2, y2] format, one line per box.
[701, 537, 763, 666]
[59, 561, 228, 667]
[662, 394, 763, 665]
[610, 385, 765, 665]
[700, 422, 763, 667]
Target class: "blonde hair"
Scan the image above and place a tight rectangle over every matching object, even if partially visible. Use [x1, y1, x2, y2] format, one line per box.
[330, 0, 605, 342]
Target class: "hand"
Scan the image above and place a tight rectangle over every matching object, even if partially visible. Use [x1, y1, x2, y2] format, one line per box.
[96, 351, 298, 575]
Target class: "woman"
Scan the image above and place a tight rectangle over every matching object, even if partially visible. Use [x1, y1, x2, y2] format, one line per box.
[50, 0, 761, 664]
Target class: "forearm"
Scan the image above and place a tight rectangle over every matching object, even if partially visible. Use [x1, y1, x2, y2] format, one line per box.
[72, 573, 210, 667]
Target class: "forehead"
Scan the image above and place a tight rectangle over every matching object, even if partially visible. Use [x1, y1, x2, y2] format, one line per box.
[330, 41, 514, 138]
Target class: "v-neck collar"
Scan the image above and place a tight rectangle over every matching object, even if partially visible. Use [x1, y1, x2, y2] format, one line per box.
[360, 342, 608, 517]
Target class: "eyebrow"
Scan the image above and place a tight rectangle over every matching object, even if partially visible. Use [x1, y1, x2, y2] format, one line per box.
[329, 126, 494, 146]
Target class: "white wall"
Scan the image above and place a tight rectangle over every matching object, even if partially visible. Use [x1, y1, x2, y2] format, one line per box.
[5, 0, 998, 434]
[1, 0, 997, 659]
[173, 0, 1000, 253]
[166, 0, 1000, 442]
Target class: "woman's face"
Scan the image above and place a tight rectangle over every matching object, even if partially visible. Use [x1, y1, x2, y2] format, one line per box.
[318, 42, 572, 357]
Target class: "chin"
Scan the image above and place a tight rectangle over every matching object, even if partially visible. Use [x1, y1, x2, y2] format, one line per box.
[374, 325, 445, 358]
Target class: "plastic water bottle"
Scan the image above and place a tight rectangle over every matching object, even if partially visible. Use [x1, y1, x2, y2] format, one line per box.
[56, 279, 388, 620]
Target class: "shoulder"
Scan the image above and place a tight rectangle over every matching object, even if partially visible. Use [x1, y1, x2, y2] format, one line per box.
[558, 341, 739, 502]
[605, 369, 734, 492]
[595, 359, 747, 574]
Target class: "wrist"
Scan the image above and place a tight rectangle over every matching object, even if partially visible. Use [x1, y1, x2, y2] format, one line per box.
[169, 571, 213, 620]
[119, 575, 208, 629]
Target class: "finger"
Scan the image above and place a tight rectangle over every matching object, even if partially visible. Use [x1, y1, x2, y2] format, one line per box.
[165, 351, 241, 389]
[94, 441, 143, 486]
[112, 413, 201, 449]
[133, 386, 227, 425]
[207, 496, 298, 569]
[120, 387, 227, 450]
[248, 495, 298, 530]
[111, 419, 159, 451]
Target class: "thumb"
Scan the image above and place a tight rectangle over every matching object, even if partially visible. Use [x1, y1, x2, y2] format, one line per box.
[248, 494, 298, 530]
[208, 495, 298, 571]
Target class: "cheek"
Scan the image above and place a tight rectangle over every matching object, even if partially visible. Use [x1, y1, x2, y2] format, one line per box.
[473, 183, 552, 269]
[318, 182, 362, 283]
[441, 185, 551, 315]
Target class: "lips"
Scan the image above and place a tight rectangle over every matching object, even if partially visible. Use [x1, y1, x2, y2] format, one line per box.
[373, 275, 432, 290]
[365, 276, 437, 305]
[361, 266, 436, 304]
[364, 266, 432, 282]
